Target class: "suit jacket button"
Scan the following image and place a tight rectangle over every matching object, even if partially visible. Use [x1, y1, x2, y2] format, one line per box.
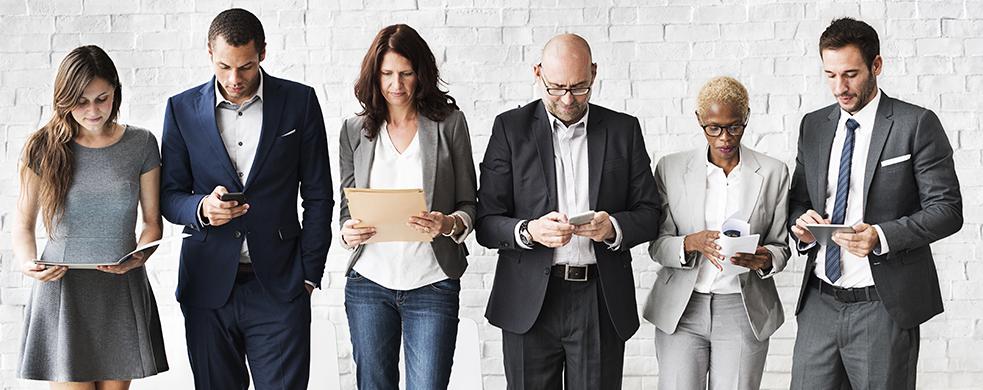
[544, 267, 550, 275]
[233, 230, 242, 239]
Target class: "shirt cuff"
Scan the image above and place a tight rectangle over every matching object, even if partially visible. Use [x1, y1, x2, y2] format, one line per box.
[678, 241, 689, 267]
[872, 224, 889, 255]
[304, 280, 317, 288]
[797, 239, 817, 252]
[197, 196, 211, 227]
[444, 211, 473, 244]
[514, 220, 533, 250]
[604, 216, 624, 250]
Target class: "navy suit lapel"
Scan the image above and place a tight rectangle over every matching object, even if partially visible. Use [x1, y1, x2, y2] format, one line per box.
[244, 71, 284, 190]
[813, 107, 839, 212]
[196, 78, 241, 189]
[586, 106, 606, 210]
[532, 102, 557, 211]
[863, 94, 895, 211]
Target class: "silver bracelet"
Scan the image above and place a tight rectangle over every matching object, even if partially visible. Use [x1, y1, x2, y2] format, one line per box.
[441, 214, 460, 237]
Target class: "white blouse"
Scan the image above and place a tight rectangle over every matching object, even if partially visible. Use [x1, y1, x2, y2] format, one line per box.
[352, 124, 447, 291]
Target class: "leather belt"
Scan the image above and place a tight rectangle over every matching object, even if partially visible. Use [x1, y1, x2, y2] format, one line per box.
[809, 274, 879, 303]
[238, 263, 254, 273]
[550, 264, 596, 282]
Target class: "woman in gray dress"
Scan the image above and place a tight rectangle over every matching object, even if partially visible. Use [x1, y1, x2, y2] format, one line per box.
[13, 45, 168, 389]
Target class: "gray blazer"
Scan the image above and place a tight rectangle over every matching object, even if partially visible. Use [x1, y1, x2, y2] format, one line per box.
[338, 110, 478, 278]
[642, 145, 791, 341]
[788, 93, 962, 328]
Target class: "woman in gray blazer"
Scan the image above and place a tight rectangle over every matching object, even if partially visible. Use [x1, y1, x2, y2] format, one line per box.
[642, 76, 791, 390]
[337, 24, 477, 390]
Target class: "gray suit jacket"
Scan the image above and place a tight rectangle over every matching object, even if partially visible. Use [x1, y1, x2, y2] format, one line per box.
[788, 93, 962, 328]
[643, 145, 791, 341]
[338, 110, 478, 278]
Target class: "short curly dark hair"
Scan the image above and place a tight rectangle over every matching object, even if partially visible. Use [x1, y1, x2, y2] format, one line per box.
[208, 8, 265, 52]
[819, 18, 879, 70]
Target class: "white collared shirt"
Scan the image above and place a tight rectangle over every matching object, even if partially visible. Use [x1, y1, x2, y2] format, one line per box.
[692, 158, 744, 294]
[808, 89, 890, 288]
[514, 104, 623, 263]
[352, 124, 447, 290]
[212, 73, 264, 264]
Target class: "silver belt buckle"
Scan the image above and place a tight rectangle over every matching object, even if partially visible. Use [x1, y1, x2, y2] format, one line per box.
[564, 264, 588, 282]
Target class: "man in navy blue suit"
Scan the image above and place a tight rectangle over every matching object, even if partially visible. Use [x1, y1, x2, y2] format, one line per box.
[160, 8, 332, 389]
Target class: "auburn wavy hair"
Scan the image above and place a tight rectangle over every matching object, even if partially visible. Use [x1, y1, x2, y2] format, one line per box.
[353, 24, 457, 138]
[20, 45, 122, 233]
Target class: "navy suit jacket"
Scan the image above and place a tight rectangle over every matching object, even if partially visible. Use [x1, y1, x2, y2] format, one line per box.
[160, 71, 333, 309]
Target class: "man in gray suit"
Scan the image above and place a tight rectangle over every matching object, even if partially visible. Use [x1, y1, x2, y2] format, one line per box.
[789, 18, 962, 390]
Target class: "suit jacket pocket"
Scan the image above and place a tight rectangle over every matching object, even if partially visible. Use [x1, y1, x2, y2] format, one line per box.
[183, 226, 207, 242]
[278, 223, 302, 240]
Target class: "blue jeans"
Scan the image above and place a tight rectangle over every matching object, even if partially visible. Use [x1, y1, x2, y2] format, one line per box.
[344, 270, 460, 390]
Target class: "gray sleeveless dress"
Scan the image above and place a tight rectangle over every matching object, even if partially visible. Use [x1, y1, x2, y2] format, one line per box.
[18, 125, 169, 382]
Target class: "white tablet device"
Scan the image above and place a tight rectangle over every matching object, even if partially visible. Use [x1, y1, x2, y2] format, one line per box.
[804, 224, 855, 246]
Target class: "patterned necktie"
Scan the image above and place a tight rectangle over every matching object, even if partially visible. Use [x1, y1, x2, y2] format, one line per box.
[825, 118, 860, 283]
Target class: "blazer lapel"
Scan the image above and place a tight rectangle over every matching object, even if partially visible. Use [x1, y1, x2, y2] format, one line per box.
[195, 79, 241, 189]
[532, 102, 558, 211]
[354, 128, 377, 188]
[419, 115, 439, 210]
[736, 146, 763, 223]
[244, 71, 283, 190]
[813, 108, 839, 211]
[684, 149, 707, 231]
[586, 107, 606, 210]
[862, 94, 895, 211]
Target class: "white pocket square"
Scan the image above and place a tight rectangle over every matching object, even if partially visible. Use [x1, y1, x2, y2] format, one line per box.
[280, 129, 297, 138]
[880, 154, 911, 167]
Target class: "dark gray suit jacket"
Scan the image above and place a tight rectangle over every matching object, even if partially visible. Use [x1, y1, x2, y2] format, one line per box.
[788, 92, 963, 329]
[338, 110, 477, 278]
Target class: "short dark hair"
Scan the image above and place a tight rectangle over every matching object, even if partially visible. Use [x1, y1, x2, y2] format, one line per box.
[354, 24, 458, 139]
[208, 8, 265, 52]
[819, 17, 880, 70]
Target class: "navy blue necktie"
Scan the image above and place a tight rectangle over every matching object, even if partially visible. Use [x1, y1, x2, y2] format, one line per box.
[825, 118, 860, 283]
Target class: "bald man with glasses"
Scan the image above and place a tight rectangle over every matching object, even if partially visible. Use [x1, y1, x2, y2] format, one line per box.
[475, 34, 661, 390]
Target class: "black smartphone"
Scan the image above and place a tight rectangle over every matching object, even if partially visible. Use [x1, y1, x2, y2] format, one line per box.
[219, 192, 246, 204]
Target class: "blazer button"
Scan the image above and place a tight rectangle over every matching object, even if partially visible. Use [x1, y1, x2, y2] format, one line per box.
[233, 230, 242, 239]
[543, 267, 550, 275]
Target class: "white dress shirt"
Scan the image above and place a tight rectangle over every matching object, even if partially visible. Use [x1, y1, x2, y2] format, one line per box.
[804, 90, 890, 288]
[204, 73, 265, 264]
[514, 104, 623, 264]
[352, 124, 447, 291]
[691, 159, 744, 294]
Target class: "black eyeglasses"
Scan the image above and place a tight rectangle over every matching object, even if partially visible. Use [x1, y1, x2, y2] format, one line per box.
[696, 111, 749, 137]
[538, 64, 592, 97]
[701, 123, 747, 137]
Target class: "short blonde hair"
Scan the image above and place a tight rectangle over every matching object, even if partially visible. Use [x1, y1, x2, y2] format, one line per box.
[696, 76, 749, 123]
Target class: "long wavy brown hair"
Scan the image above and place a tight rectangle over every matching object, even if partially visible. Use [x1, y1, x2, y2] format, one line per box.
[354, 24, 458, 139]
[19, 45, 122, 232]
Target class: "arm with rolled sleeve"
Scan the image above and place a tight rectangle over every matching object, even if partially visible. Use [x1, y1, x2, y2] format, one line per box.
[445, 111, 479, 244]
[648, 156, 699, 269]
[160, 97, 208, 230]
[296, 87, 333, 289]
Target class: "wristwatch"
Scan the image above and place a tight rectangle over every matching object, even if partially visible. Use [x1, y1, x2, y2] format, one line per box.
[518, 220, 534, 247]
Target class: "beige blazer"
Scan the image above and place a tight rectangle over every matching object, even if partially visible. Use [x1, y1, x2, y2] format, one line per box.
[642, 145, 791, 341]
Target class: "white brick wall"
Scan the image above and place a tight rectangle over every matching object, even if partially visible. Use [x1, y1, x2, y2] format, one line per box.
[1, 1, 981, 389]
